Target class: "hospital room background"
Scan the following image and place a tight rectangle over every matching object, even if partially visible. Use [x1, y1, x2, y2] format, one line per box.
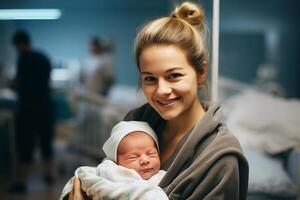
[0, 0, 299, 199]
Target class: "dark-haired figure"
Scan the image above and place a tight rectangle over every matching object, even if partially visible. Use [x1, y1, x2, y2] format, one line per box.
[81, 37, 115, 96]
[69, 2, 249, 200]
[8, 30, 55, 193]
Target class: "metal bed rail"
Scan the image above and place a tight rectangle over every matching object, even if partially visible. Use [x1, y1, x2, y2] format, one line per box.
[67, 90, 128, 161]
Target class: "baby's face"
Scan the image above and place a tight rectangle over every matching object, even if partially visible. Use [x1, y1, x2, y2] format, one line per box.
[117, 131, 160, 180]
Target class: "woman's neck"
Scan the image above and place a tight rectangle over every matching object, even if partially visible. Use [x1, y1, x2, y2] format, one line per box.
[159, 99, 206, 163]
[163, 99, 206, 141]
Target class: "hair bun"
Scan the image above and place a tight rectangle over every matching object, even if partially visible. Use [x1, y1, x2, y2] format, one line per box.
[171, 2, 205, 31]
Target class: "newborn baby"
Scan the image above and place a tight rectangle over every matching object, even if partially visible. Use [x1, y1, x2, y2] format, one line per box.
[60, 121, 168, 200]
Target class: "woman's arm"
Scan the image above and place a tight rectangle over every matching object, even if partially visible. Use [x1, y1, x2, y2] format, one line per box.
[166, 155, 248, 200]
[191, 156, 241, 200]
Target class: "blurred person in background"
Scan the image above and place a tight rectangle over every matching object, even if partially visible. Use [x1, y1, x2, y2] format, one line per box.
[81, 37, 115, 96]
[8, 30, 55, 194]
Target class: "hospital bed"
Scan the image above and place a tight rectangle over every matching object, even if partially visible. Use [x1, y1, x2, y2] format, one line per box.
[66, 89, 131, 161]
[219, 77, 299, 200]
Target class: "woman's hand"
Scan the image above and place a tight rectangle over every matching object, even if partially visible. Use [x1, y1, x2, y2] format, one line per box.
[68, 177, 84, 200]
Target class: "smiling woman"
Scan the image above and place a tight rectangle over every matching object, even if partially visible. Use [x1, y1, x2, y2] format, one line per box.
[127, 2, 249, 199]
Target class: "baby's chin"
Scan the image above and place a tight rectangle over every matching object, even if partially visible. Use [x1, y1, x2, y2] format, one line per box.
[139, 170, 158, 180]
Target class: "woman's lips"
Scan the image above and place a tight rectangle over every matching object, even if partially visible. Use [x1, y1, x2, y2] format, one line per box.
[155, 97, 180, 106]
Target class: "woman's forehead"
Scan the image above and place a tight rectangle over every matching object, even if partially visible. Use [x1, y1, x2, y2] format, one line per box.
[139, 45, 192, 73]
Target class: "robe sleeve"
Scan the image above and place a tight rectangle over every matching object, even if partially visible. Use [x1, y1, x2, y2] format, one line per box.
[187, 156, 242, 200]
[168, 155, 245, 200]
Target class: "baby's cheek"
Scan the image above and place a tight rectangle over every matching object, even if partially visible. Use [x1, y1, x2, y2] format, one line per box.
[154, 158, 161, 169]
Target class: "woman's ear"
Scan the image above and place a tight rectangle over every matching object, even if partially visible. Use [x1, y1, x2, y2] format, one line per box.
[197, 61, 207, 85]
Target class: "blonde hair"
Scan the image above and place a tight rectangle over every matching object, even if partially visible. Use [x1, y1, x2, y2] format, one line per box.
[134, 1, 207, 75]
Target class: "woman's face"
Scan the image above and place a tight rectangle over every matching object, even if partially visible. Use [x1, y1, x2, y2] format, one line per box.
[139, 45, 204, 121]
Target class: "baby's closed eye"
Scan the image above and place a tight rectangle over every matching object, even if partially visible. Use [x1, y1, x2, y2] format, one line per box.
[147, 152, 158, 157]
[127, 155, 138, 161]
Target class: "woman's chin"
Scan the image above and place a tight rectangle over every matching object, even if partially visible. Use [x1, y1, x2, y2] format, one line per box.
[150, 102, 182, 120]
[157, 110, 180, 121]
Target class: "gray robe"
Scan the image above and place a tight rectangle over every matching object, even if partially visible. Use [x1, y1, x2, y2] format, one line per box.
[124, 102, 249, 200]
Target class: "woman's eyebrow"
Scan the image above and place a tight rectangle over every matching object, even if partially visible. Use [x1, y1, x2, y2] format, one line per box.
[166, 67, 184, 72]
[140, 71, 152, 75]
[141, 67, 184, 75]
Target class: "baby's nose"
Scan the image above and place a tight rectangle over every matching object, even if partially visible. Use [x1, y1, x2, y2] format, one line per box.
[139, 155, 150, 165]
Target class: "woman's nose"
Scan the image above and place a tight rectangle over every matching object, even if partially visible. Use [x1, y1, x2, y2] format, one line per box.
[156, 79, 172, 96]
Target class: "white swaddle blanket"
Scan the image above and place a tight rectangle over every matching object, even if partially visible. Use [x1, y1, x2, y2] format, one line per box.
[60, 159, 168, 200]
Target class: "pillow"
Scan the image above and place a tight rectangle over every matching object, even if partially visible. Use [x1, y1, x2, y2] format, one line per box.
[226, 89, 300, 133]
[228, 123, 297, 155]
[225, 89, 300, 154]
[244, 148, 298, 196]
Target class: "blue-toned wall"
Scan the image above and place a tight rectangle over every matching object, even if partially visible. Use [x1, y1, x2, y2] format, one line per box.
[219, 0, 300, 97]
[0, 0, 169, 86]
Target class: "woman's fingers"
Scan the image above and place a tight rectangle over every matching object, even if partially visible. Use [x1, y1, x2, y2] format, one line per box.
[68, 177, 74, 200]
[74, 178, 84, 200]
[69, 177, 84, 200]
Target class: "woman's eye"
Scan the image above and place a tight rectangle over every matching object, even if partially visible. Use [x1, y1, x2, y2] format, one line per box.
[168, 73, 182, 79]
[143, 76, 156, 82]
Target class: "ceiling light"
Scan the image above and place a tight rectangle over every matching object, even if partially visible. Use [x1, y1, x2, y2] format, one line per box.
[0, 9, 61, 20]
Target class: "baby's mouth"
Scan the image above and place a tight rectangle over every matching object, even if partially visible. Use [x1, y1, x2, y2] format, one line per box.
[140, 168, 153, 173]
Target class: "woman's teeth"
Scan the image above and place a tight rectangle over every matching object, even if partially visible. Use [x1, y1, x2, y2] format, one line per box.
[157, 98, 179, 105]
